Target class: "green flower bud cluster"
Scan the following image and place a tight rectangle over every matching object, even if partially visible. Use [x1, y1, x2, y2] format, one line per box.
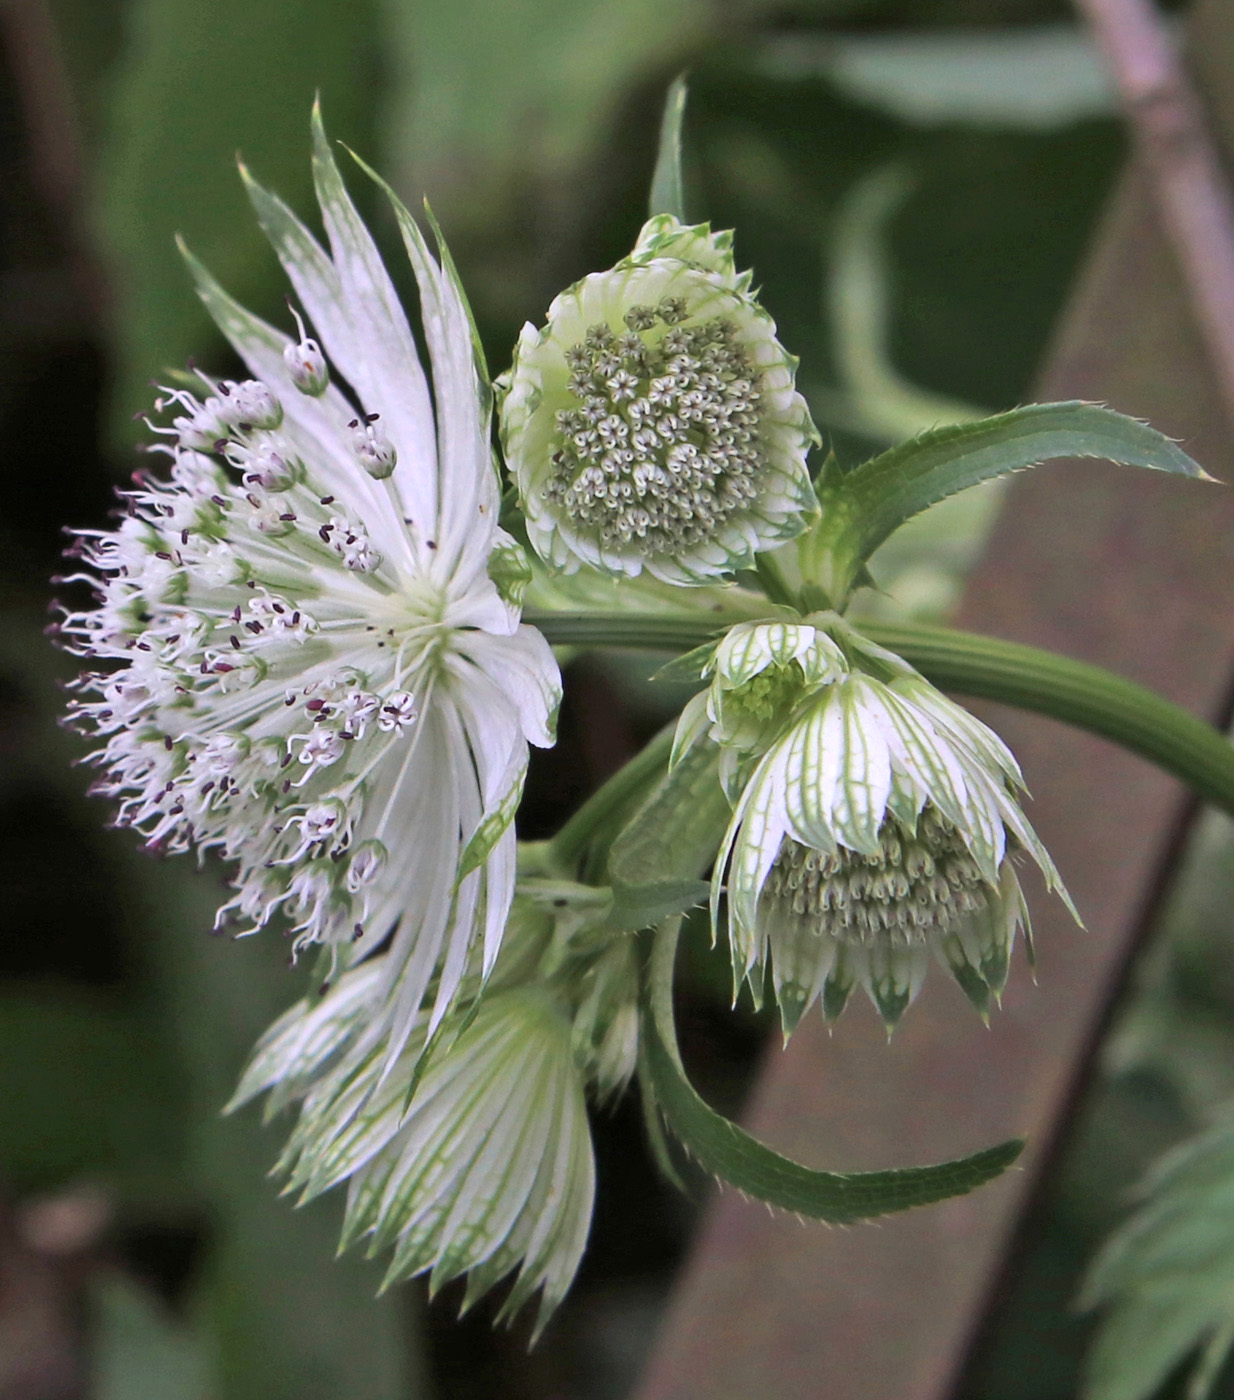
[543, 303, 765, 556]
[763, 806, 990, 952]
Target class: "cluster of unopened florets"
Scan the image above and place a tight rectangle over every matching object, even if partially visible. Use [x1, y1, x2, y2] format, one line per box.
[763, 806, 990, 950]
[542, 299, 765, 554]
[54, 345, 432, 959]
[695, 619, 1073, 1030]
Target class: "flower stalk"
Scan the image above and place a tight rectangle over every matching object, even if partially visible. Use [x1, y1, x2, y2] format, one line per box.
[529, 611, 1234, 826]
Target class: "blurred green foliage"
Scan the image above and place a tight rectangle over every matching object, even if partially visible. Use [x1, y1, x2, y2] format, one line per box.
[92, 0, 379, 439]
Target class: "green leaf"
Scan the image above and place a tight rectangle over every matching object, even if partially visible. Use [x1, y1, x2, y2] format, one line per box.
[643, 921, 1024, 1221]
[606, 735, 730, 929]
[605, 878, 710, 934]
[1081, 1110, 1234, 1400]
[805, 402, 1209, 606]
[649, 641, 716, 685]
[649, 74, 689, 221]
[91, 1271, 213, 1400]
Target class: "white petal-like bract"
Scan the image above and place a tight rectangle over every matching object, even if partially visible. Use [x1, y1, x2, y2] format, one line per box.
[706, 620, 1073, 1029]
[57, 110, 559, 1076]
[499, 218, 819, 583]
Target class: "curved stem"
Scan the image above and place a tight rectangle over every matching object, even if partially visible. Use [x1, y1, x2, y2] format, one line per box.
[861, 620, 1234, 820]
[528, 610, 1234, 821]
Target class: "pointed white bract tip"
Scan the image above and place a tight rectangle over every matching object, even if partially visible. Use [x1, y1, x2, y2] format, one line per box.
[498, 216, 818, 585]
[235, 878, 638, 1334]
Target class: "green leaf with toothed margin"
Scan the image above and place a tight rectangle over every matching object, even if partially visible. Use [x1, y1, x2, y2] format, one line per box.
[642, 920, 1024, 1220]
[804, 402, 1209, 606]
[649, 74, 689, 221]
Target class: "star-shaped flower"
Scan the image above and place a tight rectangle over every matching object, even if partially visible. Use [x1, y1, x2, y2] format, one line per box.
[58, 107, 560, 1066]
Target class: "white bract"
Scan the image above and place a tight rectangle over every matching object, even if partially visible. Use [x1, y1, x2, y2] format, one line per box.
[673, 619, 849, 796]
[57, 109, 560, 1066]
[498, 215, 819, 584]
[230, 880, 636, 1331]
[698, 621, 1075, 1029]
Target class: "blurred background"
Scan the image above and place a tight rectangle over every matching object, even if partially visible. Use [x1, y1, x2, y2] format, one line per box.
[4, 0, 1233, 1396]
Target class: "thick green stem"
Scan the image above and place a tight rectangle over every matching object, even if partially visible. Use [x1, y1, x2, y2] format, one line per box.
[529, 610, 1234, 821]
[861, 620, 1234, 820]
[526, 610, 740, 651]
[548, 723, 675, 875]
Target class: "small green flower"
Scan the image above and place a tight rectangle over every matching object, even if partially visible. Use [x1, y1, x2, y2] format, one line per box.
[498, 218, 819, 584]
[705, 621, 1075, 1031]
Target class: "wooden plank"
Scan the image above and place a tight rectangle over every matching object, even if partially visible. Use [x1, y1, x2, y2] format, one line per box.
[633, 6, 1234, 1397]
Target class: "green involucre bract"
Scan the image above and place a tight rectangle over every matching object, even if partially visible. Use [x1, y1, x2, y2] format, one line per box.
[498, 217, 819, 584]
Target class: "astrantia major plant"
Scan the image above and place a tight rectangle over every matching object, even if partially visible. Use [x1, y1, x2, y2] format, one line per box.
[57, 86, 1234, 1337]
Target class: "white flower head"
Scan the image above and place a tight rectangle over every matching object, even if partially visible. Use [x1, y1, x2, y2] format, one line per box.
[249, 979, 594, 1342]
[709, 622, 1075, 1030]
[56, 105, 560, 1061]
[498, 216, 819, 584]
[673, 620, 850, 796]
[229, 873, 639, 1335]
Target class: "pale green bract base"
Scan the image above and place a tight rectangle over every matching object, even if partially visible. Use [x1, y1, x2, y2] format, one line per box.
[498, 218, 819, 585]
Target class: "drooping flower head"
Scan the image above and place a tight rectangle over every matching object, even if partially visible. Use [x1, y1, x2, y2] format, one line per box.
[55, 107, 560, 1057]
[498, 216, 819, 583]
[687, 620, 1075, 1030]
[229, 875, 637, 1335]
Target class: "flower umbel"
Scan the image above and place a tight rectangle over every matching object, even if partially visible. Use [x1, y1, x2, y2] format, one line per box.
[701, 621, 1075, 1030]
[230, 876, 637, 1335]
[499, 215, 819, 583]
[56, 109, 560, 1058]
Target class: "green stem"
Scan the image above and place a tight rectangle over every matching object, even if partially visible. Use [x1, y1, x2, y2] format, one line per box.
[862, 620, 1234, 821]
[549, 723, 675, 875]
[526, 610, 740, 651]
[528, 610, 1234, 821]
[754, 554, 798, 608]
